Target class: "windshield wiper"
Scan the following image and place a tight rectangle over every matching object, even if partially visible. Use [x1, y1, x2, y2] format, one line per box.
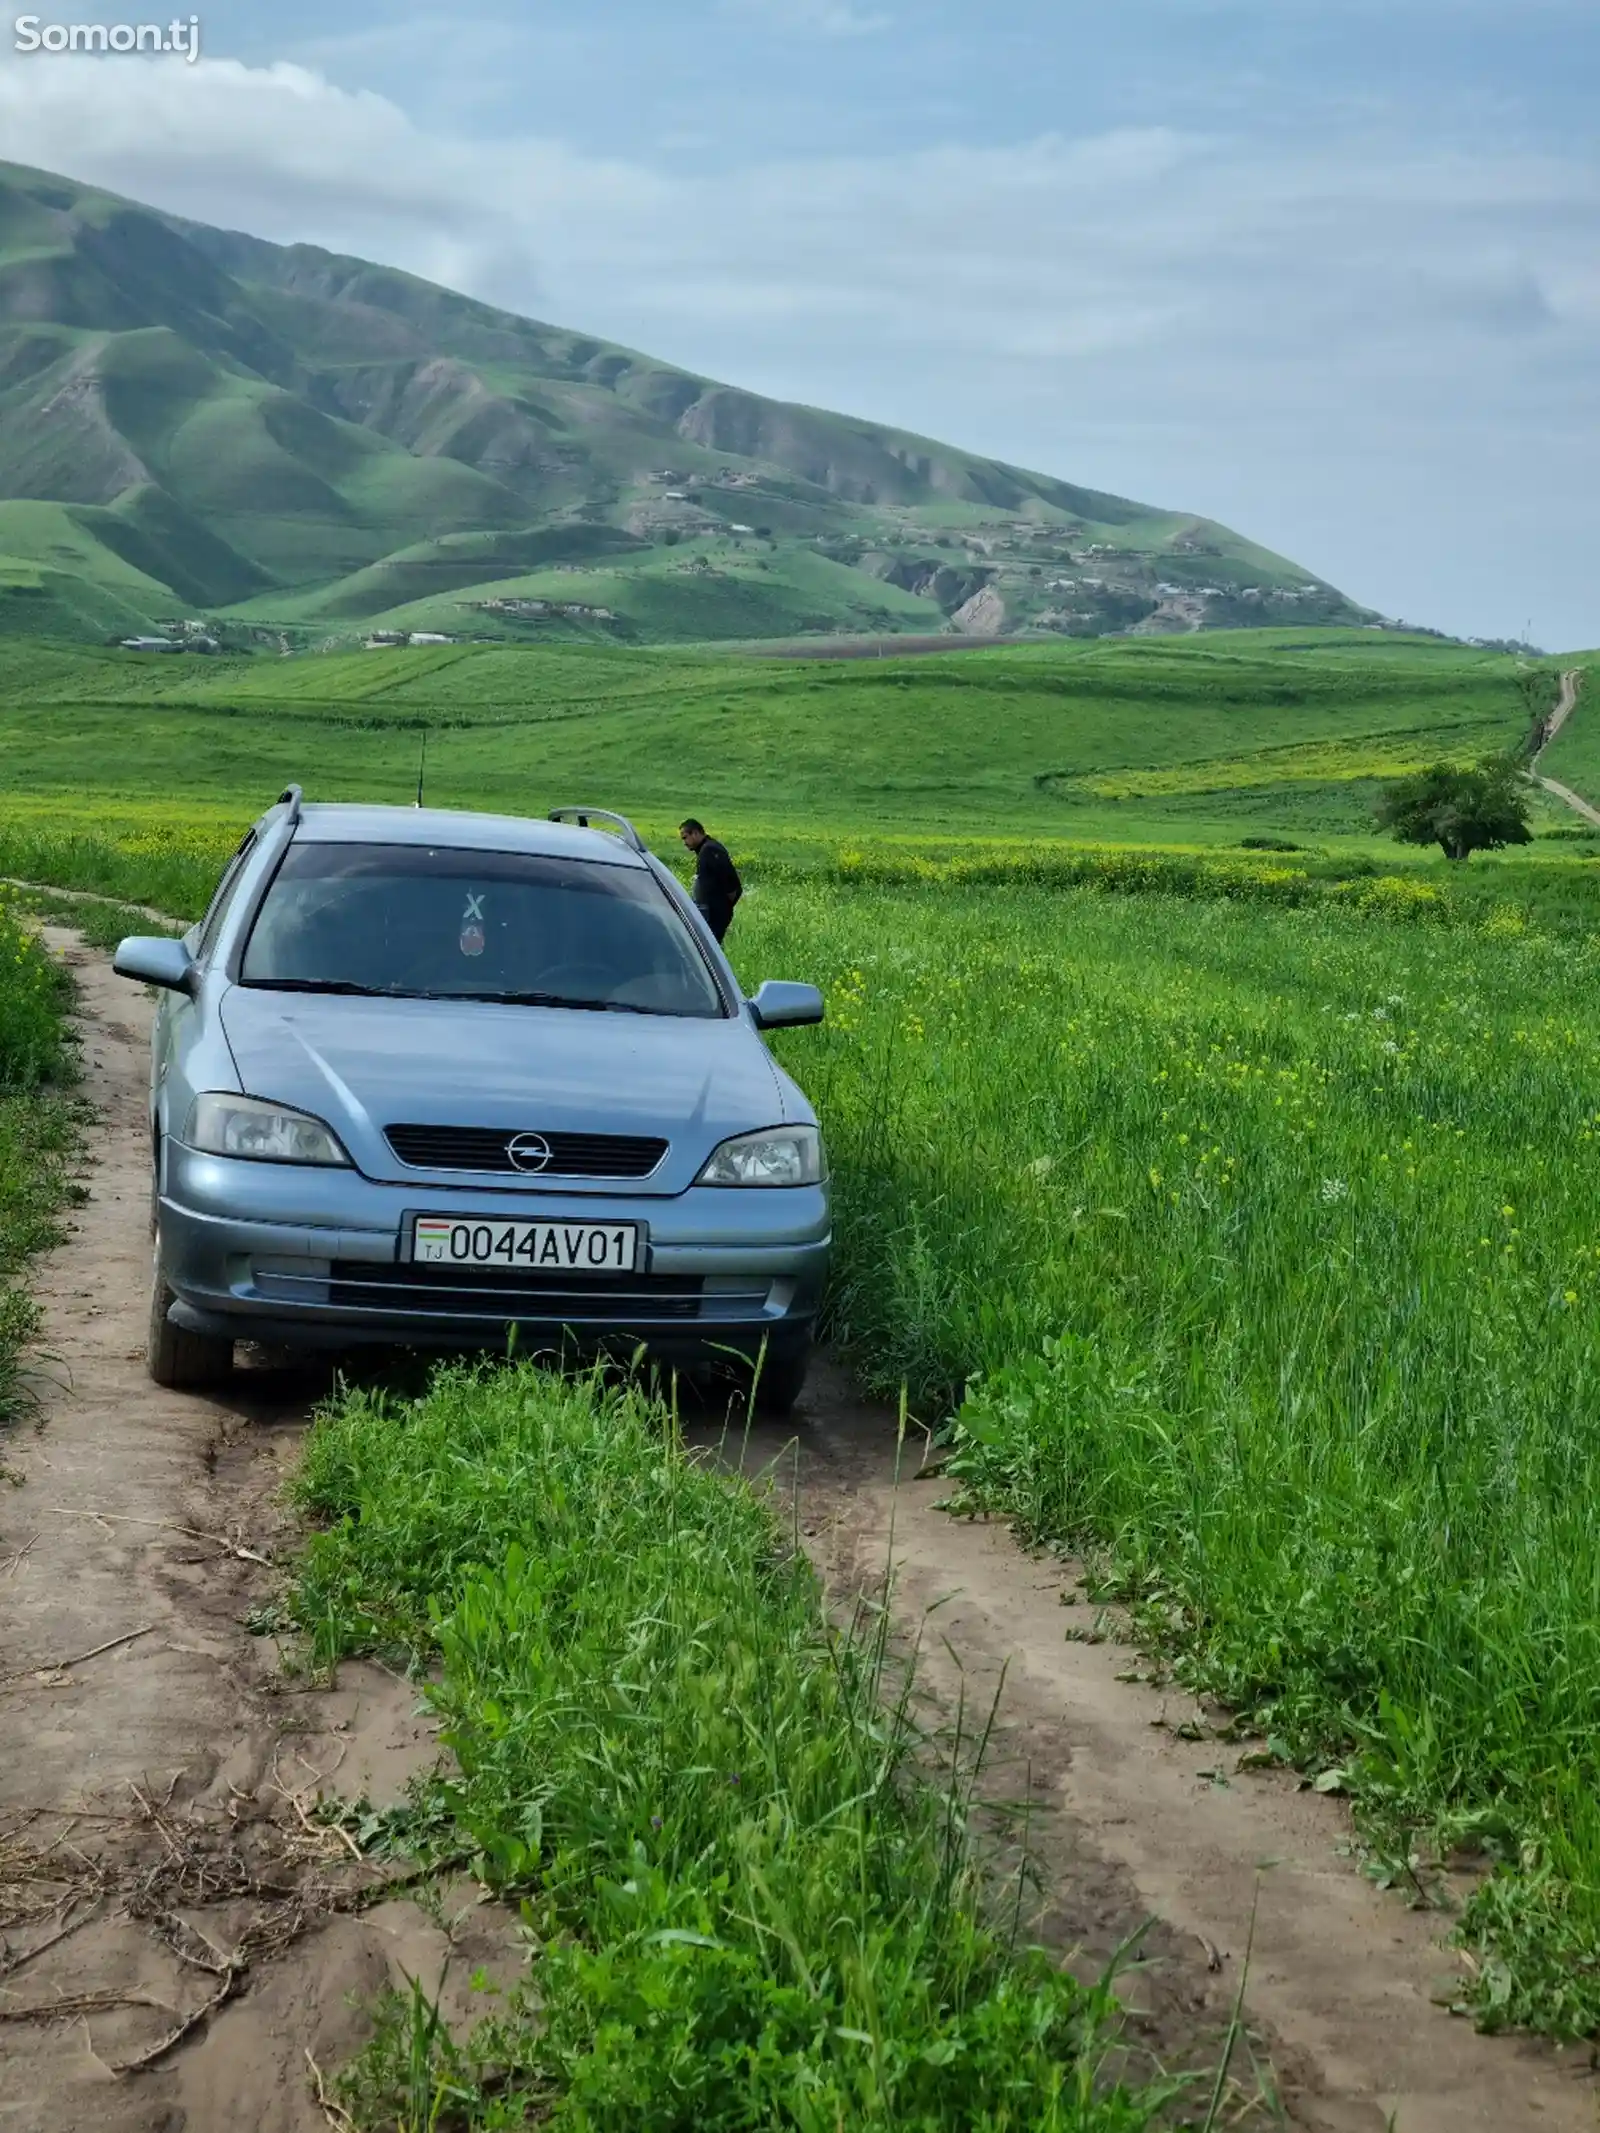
[460, 989, 649, 1013]
[241, 980, 680, 1015]
[241, 978, 428, 998]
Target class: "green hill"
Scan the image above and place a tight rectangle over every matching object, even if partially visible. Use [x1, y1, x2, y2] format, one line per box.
[0, 159, 1374, 647]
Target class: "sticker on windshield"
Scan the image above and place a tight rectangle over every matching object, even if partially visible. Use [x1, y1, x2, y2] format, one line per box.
[460, 891, 486, 958]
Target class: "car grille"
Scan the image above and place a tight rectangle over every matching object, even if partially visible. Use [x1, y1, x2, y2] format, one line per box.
[384, 1124, 668, 1178]
[323, 1264, 705, 1322]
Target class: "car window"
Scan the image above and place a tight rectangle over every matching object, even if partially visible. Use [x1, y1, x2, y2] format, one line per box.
[239, 842, 726, 1018]
[196, 832, 257, 962]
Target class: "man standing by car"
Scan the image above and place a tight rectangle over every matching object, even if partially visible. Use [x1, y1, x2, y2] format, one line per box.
[679, 819, 742, 943]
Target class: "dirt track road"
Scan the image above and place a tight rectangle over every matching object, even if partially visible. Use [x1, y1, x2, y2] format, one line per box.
[1542, 670, 1584, 753]
[1, 936, 1595, 2130]
[1, 935, 518, 2133]
[1533, 670, 1598, 826]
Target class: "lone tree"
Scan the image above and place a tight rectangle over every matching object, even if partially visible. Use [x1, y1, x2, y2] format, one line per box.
[1375, 754, 1533, 862]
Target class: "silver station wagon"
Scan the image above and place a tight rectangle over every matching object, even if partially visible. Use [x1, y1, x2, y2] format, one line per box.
[114, 793, 830, 1412]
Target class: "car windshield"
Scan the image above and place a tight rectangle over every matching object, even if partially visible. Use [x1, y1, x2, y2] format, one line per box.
[239, 841, 725, 1018]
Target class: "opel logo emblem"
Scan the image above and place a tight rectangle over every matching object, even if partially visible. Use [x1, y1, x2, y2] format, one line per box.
[507, 1131, 553, 1173]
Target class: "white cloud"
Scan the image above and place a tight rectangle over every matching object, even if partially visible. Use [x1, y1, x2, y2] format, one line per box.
[0, 47, 1594, 643]
[0, 52, 666, 307]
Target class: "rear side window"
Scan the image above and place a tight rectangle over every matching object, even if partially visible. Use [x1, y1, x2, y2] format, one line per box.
[196, 832, 257, 961]
[240, 842, 726, 1018]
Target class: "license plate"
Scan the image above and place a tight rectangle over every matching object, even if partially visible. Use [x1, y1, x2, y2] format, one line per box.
[411, 1216, 640, 1273]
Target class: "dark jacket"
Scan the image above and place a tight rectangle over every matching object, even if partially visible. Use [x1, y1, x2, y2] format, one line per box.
[692, 837, 742, 924]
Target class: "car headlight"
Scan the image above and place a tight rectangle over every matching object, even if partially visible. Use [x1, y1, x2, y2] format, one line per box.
[185, 1093, 351, 1166]
[696, 1125, 824, 1187]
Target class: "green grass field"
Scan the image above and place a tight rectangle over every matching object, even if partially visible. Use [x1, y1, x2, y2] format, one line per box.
[288, 1365, 1169, 2129]
[11, 622, 1600, 2047]
[739, 871, 1600, 2037]
[0, 628, 1570, 855]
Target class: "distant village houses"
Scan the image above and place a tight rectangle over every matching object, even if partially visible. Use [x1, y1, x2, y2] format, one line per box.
[464, 598, 616, 621]
[121, 621, 220, 653]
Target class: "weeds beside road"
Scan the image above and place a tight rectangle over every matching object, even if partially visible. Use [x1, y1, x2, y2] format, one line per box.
[0, 899, 78, 1428]
[745, 878, 1600, 2038]
[10, 800, 1600, 943]
[0, 817, 232, 926]
[288, 1364, 1171, 2130]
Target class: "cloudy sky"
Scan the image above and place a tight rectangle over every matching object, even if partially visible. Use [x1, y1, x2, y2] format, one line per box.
[2, 1, 1595, 647]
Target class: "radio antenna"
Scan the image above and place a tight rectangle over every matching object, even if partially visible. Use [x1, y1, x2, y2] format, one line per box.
[414, 726, 429, 809]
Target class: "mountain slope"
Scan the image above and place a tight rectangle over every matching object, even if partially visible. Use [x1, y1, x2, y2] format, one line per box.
[0, 159, 1371, 645]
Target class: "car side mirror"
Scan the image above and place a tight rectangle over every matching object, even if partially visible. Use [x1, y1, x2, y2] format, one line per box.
[748, 980, 824, 1030]
[113, 937, 196, 994]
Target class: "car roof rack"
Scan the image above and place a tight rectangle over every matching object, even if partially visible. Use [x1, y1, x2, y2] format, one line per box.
[277, 784, 303, 823]
[547, 807, 646, 854]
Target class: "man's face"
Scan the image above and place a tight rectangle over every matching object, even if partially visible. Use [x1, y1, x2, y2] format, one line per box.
[680, 827, 703, 851]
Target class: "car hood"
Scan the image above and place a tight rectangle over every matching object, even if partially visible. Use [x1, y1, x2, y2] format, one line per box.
[217, 986, 795, 1195]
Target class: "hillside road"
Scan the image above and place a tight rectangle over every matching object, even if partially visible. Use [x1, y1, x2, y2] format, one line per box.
[1532, 668, 1598, 824]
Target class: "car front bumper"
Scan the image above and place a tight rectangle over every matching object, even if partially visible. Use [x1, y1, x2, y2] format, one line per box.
[157, 1142, 830, 1364]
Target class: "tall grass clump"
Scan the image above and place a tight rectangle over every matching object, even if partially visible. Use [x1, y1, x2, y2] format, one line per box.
[291, 1364, 1169, 2132]
[0, 815, 237, 921]
[0, 895, 77, 1423]
[738, 878, 1600, 2036]
[761, 843, 1323, 907]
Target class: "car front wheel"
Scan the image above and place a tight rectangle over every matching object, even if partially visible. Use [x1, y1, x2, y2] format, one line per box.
[751, 1341, 812, 1417]
[146, 1233, 233, 1390]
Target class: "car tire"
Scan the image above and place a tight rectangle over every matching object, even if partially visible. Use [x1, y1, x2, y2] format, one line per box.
[752, 1343, 811, 1417]
[146, 1238, 232, 1390]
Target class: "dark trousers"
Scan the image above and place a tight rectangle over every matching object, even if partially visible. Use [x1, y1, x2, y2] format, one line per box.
[699, 904, 732, 943]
